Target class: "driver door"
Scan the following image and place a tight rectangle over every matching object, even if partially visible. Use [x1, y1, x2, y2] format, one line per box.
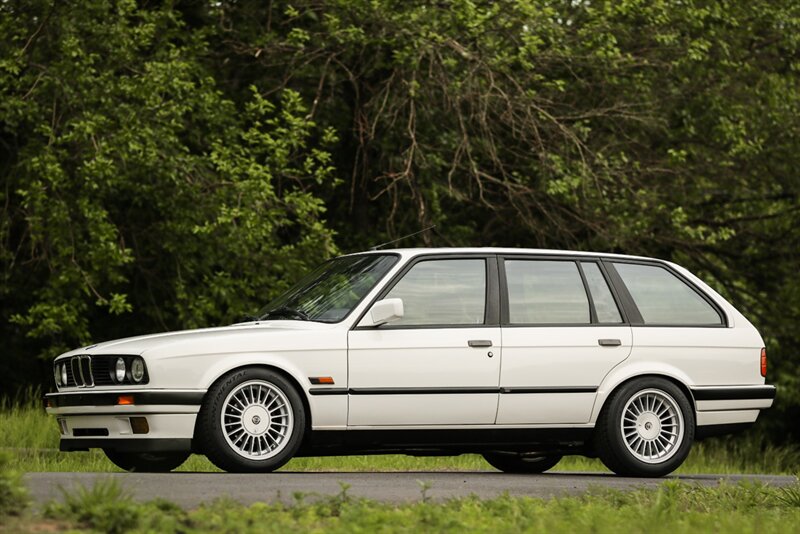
[347, 256, 501, 426]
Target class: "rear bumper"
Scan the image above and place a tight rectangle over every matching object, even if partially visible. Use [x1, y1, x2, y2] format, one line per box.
[691, 385, 775, 434]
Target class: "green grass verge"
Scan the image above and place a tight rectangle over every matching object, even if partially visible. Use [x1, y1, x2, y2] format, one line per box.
[3, 476, 800, 533]
[3, 393, 799, 474]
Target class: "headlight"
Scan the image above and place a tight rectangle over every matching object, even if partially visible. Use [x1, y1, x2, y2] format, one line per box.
[131, 358, 145, 383]
[115, 357, 127, 382]
[54, 363, 62, 386]
[61, 364, 68, 386]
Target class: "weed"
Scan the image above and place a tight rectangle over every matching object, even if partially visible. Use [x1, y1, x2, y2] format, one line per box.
[44, 478, 142, 534]
[776, 483, 800, 508]
[0, 451, 29, 518]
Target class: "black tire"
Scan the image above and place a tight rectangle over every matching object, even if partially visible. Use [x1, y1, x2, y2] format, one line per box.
[483, 453, 562, 474]
[196, 367, 306, 473]
[595, 377, 694, 477]
[103, 450, 190, 472]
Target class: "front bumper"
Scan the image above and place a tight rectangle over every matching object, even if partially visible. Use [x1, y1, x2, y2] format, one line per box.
[45, 390, 204, 452]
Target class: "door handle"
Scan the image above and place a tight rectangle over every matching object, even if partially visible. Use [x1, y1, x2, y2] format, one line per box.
[598, 338, 622, 347]
[468, 340, 493, 348]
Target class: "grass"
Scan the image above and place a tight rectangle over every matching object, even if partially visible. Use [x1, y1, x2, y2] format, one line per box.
[2, 474, 800, 533]
[3, 392, 799, 475]
[3, 391, 800, 532]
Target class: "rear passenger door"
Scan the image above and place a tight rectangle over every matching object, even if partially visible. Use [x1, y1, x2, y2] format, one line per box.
[496, 257, 632, 424]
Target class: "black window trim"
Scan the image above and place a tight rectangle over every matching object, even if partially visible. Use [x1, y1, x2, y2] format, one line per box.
[351, 253, 501, 331]
[498, 255, 629, 327]
[603, 259, 729, 328]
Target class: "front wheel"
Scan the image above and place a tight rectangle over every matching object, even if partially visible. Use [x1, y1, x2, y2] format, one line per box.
[483, 453, 562, 474]
[196, 368, 306, 473]
[595, 377, 694, 477]
[103, 450, 190, 472]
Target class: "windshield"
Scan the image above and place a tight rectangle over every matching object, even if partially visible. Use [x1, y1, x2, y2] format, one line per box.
[258, 254, 399, 323]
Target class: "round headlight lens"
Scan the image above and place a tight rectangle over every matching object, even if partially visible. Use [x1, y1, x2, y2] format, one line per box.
[60, 364, 68, 386]
[131, 358, 145, 383]
[54, 363, 62, 386]
[115, 357, 127, 383]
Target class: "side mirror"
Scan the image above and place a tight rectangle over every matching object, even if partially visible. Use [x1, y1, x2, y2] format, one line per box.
[367, 298, 404, 327]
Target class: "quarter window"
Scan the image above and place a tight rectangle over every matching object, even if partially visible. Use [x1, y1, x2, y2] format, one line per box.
[613, 263, 722, 325]
[385, 259, 486, 326]
[505, 260, 590, 324]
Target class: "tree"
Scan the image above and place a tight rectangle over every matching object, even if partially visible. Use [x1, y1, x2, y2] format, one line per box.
[0, 0, 337, 390]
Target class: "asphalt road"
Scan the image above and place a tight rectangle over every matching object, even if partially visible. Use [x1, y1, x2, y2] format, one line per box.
[24, 471, 797, 508]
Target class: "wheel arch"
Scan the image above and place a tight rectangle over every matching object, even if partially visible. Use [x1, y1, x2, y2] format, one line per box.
[591, 373, 696, 426]
[192, 363, 313, 448]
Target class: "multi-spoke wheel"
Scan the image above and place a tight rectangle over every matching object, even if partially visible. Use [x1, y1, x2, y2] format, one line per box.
[221, 380, 294, 460]
[595, 377, 694, 477]
[620, 389, 683, 464]
[197, 368, 305, 473]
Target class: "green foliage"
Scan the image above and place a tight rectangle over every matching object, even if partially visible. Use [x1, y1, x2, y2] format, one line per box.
[0, 451, 29, 518]
[44, 478, 141, 534]
[0, 1, 337, 383]
[2, 0, 800, 442]
[16, 480, 800, 533]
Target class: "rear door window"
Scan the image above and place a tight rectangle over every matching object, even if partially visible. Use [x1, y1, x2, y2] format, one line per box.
[581, 262, 623, 323]
[505, 260, 590, 324]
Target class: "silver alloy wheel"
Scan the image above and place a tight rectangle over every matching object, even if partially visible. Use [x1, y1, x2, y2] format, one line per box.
[620, 388, 684, 464]
[221, 380, 294, 460]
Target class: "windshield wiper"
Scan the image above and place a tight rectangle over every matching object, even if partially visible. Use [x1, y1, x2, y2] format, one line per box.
[261, 307, 310, 321]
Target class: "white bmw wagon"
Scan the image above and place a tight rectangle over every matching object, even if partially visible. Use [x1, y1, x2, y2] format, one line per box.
[46, 248, 775, 477]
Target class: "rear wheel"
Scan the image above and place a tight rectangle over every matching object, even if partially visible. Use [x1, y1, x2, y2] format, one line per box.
[595, 377, 694, 477]
[196, 367, 305, 473]
[103, 450, 189, 472]
[483, 453, 562, 474]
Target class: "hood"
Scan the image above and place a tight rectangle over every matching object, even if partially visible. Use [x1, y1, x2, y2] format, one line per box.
[57, 321, 335, 360]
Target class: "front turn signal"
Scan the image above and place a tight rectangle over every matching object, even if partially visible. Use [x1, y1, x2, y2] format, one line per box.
[760, 348, 767, 378]
[117, 395, 135, 405]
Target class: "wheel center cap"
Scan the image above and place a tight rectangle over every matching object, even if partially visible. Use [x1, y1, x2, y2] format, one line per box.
[242, 405, 270, 435]
[637, 413, 661, 440]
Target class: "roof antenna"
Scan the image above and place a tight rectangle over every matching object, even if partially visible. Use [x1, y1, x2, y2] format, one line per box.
[370, 225, 437, 251]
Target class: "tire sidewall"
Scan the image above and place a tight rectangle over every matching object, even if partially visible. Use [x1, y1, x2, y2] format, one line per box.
[605, 378, 695, 477]
[201, 367, 306, 472]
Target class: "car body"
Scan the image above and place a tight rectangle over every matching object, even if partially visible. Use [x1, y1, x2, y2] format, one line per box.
[46, 248, 775, 476]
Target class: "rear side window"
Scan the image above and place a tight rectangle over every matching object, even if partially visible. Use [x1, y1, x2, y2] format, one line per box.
[613, 263, 722, 325]
[505, 260, 590, 324]
[581, 262, 622, 323]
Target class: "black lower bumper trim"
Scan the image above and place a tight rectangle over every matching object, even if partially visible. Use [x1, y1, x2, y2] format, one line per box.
[691, 385, 776, 401]
[60, 438, 192, 452]
[46, 391, 204, 408]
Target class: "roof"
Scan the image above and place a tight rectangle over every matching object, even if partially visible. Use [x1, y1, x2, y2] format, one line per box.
[347, 247, 659, 263]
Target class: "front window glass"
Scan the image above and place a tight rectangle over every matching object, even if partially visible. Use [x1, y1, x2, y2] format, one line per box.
[505, 260, 590, 324]
[385, 259, 486, 326]
[613, 263, 722, 325]
[259, 254, 398, 323]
